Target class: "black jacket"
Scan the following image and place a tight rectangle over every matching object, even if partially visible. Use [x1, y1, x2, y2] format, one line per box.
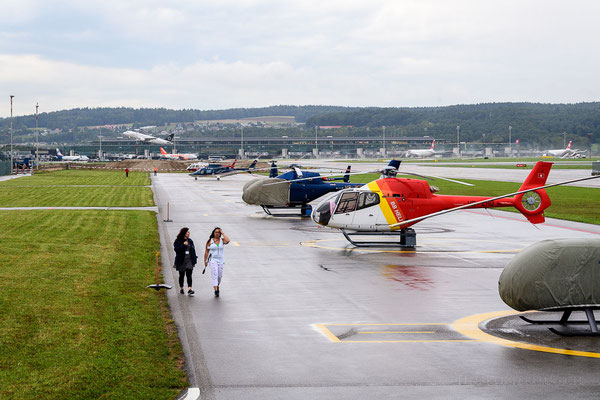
[173, 238, 198, 270]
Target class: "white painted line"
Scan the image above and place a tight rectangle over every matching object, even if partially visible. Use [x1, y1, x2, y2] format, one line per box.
[182, 387, 200, 400]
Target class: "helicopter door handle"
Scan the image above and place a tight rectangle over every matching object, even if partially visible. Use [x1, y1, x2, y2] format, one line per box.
[368, 214, 374, 216]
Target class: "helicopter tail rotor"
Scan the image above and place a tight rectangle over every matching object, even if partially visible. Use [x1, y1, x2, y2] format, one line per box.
[513, 162, 553, 224]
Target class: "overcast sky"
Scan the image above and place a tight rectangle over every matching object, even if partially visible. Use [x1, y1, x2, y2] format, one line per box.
[1, 0, 599, 117]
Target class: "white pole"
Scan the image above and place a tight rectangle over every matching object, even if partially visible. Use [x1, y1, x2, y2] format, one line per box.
[35, 103, 39, 169]
[315, 126, 318, 157]
[10, 95, 14, 174]
[509, 125, 512, 156]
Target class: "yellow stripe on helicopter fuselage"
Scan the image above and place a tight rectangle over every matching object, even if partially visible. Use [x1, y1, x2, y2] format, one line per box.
[367, 181, 401, 231]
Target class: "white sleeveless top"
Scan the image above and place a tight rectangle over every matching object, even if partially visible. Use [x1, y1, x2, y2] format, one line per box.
[208, 239, 225, 262]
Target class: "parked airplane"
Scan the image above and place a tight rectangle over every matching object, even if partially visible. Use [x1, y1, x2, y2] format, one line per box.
[56, 148, 89, 162]
[543, 141, 585, 158]
[159, 147, 198, 161]
[405, 140, 436, 158]
[122, 130, 174, 146]
[311, 161, 600, 247]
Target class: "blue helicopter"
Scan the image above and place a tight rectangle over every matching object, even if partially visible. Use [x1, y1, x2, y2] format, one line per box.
[241, 160, 401, 216]
[190, 160, 257, 179]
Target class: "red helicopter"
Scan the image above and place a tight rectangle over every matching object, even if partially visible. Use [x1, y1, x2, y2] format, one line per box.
[310, 161, 599, 247]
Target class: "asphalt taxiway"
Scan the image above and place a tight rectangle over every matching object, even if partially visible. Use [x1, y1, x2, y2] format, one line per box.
[153, 171, 600, 400]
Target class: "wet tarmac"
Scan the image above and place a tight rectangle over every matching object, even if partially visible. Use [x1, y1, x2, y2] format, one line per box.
[153, 172, 600, 400]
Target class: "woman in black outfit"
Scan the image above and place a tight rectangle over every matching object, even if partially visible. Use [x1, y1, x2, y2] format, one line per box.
[173, 227, 198, 296]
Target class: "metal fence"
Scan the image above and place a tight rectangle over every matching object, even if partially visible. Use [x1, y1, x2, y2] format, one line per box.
[0, 161, 11, 176]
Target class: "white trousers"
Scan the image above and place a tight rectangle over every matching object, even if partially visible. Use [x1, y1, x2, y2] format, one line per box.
[209, 260, 224, 286]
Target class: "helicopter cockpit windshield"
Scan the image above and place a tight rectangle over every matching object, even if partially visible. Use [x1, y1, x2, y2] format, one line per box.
[312, 190, 380, 226]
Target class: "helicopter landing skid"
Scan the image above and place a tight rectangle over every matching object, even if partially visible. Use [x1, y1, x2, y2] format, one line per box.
[519, 308, 600, 337]
[261, 205, 312, 217]
[340, 228, 416, 248]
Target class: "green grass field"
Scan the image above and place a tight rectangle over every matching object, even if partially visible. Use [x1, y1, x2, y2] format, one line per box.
[351, 174, 600, 225]
[0, 170, 153, 207]
[0, 170, 151, 186]
[0, 211, 186, 399]
[0, 170, 185, 399]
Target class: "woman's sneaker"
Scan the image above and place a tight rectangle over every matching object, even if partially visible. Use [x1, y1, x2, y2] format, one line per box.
[188, 289, 195, 296]
[180, 289, 184, 294]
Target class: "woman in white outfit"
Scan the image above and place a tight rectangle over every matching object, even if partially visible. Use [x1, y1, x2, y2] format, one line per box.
[204, 227, 230, 297]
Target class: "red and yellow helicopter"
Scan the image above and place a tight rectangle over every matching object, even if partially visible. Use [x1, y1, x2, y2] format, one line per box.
[310, 161, 599, 247]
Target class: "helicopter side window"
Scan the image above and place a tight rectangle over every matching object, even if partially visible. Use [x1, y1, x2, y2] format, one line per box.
[335, 192, 359, 214]
[357, 192, 380, 210]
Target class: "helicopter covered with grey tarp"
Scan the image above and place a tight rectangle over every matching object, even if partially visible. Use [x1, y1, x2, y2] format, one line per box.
[242, 178, 290, 206]
[499, 238, 600, 311]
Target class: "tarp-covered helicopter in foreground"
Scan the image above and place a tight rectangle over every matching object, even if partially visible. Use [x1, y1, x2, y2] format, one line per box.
[311, 161, 600, 247]
[241, 161, 371, 215]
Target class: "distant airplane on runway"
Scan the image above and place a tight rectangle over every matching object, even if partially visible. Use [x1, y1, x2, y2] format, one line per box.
[405, 140, 436, 158]
[160, 147, 199, 161]
[543, 141, 585, 158]
[122, 130, 174, 146]
[56, 148, 89, 162]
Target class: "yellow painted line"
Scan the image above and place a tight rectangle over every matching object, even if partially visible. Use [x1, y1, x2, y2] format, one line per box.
[314, 324, 341, 343]
[325, 323, 449, 326]
[452, 310, 600, 359]
[233, 241, 240, 246]
[358, 331, 435, 334]
[342, 340, 479, 343]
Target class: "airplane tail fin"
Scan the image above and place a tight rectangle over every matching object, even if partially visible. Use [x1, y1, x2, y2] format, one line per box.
[269, 161, 278, 178]
[165, 133, 174, 142]
[567, 141, 572, 149]
[431, 139, 435, 150]
[513, 161, 553, 224]
[56, 148, 63, 158]
[249, 160, 257, 169]
[160, 147, 167, 155]
[343, 165, 351, 182]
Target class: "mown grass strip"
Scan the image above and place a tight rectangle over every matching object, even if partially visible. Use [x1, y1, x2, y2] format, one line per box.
[0, 170, 150, 186]
[0, 210, 186, 399]
[0, 186, 154, 207]
[350, 174, 600, 225]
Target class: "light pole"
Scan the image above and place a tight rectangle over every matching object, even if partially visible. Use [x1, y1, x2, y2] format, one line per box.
[563, 131, 566, 148]
[35, 103, 39, 169]
[10, 95, 14, 174]
[240, 126, 244, 159]
[509, 125, 512, 157]
[98, 135, 104, 161]
[382, 125, 386, 156]
[456, 125, 460, 158]
[315, 126, 318, 158]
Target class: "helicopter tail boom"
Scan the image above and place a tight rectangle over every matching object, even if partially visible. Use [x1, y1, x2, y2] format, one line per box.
[513, 162, 552, 224]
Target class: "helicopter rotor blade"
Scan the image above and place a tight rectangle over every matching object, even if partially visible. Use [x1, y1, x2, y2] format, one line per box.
[262, 170, 382, 186]
[398, 172, 474, 186]
[388, 174, 600, 229]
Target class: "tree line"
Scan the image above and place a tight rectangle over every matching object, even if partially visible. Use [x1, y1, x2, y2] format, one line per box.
[1, 102, 598, 148]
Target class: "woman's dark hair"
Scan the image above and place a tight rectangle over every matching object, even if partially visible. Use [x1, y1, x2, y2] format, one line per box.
[206, 227, 221, 245]
[176, 227, 189, 242]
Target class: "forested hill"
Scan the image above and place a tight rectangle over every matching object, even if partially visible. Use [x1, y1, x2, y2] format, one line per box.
[1, 102, 599, 145]
[0, 105, 358, 130]
[305, 102, 600, 144]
